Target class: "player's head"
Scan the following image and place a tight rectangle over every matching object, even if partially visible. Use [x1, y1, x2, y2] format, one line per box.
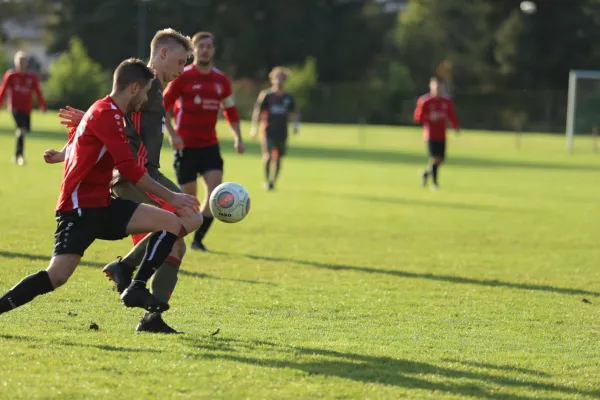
[150, 28, 192, 82]
[192, 32, 215, 67]
[14, 51, 28, 71]
[429, 76, 445, 97]
[113, 58, 155, 112]
[269, 66, 291, 90]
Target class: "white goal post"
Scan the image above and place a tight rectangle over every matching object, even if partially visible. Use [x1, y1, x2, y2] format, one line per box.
[566, 69, 600, 152]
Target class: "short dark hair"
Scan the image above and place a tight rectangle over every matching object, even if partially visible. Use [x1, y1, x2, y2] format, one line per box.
[151, 28, 192, 56]
[113, 58, 154, 92]
[192, 32, 214, 47]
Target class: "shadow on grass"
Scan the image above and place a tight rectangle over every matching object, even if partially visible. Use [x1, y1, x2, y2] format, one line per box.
[303, 190, 516, 212]
[0, 334, 161, 353]
[1, 127, 597, 172]
[179, 336, 596, 399]
[442, 359, 551, 378]
[240, 254, 600, 297]
[0, 250, 273, 286]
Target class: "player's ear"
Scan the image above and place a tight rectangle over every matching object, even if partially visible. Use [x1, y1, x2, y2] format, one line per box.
[161, 47, 168, 59]
[130, 82, 140, 95]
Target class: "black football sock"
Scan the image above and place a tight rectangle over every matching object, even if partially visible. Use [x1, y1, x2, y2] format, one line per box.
[273, 159, 282, 183]
[0, 271, 54, 314]
[264, 159, 271, 182]
[432, 164, 440, 185]
[194, 216, 214, 244]
[15, 133, 24, 158]
[121, 234, 152, 268]
[130, 230, 178, 286]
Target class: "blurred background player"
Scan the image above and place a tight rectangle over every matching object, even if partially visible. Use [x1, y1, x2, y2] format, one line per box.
[250, 67, 300, 191]
[56, 29, 201, 334]
[413, 77, 460, 190]
[164, 31, 245, 252]
[0, 51, 46, 166]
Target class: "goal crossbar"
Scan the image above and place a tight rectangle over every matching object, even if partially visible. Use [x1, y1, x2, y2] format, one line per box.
[566, 69, 600, 151]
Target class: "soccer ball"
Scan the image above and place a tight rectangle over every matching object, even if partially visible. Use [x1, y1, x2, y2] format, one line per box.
[209, 182, 251, 223]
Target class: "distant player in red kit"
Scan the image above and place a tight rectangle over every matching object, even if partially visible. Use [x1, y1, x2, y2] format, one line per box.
[0, 50, 46, 166]
[413, 77, 460, 190]
[164, 31, 245, 252]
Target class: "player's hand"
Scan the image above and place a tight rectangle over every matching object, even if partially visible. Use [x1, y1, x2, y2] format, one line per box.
[234, 139, 245, 154]
[168, 134, 184, 151]
[250, 127, 258, 139]
[169, 193, 199, 211]
[58, 106, 85, 129]
[175, 206, 200, 218]
[43, 148, 65, 164]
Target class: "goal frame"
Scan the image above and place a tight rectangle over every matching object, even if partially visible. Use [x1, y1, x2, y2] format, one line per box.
[566, 69, 600, 152]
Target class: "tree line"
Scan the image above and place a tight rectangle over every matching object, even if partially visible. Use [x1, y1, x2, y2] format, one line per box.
[3, 0, 600, 132]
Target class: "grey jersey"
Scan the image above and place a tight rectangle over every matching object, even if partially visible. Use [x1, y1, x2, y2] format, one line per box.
[258, 90, 296, 138]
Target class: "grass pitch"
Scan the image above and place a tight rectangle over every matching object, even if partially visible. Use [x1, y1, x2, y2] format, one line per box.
[0, 111, 599, 399]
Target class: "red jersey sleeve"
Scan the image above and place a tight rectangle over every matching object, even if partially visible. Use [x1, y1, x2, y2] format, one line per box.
[414, 96, 428, 124]
[163, 74, 184, 112]
[32, 75, 46, 111]
[221, 77, 240, 123]
[0, 71, 11, 108]
[93, 111, 145, 184]
[446, 99, 460, 129]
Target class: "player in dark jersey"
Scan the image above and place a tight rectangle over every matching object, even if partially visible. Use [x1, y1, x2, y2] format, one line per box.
[0, 59, 199, 320]
[57, 29, 201, 334]
[250, 67, 300, 191]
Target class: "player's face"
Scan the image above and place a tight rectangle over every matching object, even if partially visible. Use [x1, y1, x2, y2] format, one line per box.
[430, 80, 442, 96]
[272, 72, 287, 89]
[15, 57, 28, 71]
[128, 80, 153, 112]
[164, 46, 189, 82]
[194, 38, 215, 66]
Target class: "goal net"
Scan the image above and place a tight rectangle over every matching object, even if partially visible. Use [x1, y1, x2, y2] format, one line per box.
[566, 69, 600, 151]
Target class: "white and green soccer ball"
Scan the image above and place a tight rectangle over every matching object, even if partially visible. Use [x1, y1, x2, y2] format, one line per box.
[209, 182, 251, 223]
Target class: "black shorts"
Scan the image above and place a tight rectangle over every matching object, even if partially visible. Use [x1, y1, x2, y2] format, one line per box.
[53, 198, 140, 257]
[427, 140, 446, 158]
[174, 144, 224, 185]
[264, 136, 288, 157]
[12, 111, 31, 131]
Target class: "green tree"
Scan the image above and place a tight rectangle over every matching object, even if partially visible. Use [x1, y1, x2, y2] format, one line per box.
[44, 37, 110, 110]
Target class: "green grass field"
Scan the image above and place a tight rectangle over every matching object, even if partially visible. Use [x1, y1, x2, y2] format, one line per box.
[0, 111, 599, 399]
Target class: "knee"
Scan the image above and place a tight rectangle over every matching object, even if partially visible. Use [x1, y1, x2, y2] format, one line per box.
[163, 213, 182, 236]
[46, 268, 70, 288]
[263, 153, 272, 163]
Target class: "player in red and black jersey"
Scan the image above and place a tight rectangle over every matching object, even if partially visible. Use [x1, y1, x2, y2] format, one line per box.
[414, 77, 460, 190]
[0, 59, 198, 319]
[56, 29, 201, 334]
[0, 51, 46, 166]
[164, 31, 245, 252]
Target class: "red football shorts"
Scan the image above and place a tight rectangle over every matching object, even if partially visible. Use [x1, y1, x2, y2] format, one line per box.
[131, 192, 177, 245]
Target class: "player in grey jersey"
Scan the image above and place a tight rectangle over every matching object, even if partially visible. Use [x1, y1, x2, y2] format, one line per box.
[250, 67, 300, 191]
[58, 29, 201, 334]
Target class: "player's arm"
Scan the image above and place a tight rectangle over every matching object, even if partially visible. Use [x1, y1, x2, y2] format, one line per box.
[447, 99, 460, 133]
[164, 110, 183, 150]
[250, 90, 268, 138]
[221, 78, 244, 154]
[43, 126, 78, 164]
[289, 95, 300, 134]
[95, 112, 197, 209]
[413, 97, 428, 125]
[32, 75, 46, 112]
[0, 72, 11, 108]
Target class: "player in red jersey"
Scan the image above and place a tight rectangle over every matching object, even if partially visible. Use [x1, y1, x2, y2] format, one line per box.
[0, 59, 199, 319]
[0, 50, 46, 166]
[163, 31, 245, 252]
[413, 77, 460, 190]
